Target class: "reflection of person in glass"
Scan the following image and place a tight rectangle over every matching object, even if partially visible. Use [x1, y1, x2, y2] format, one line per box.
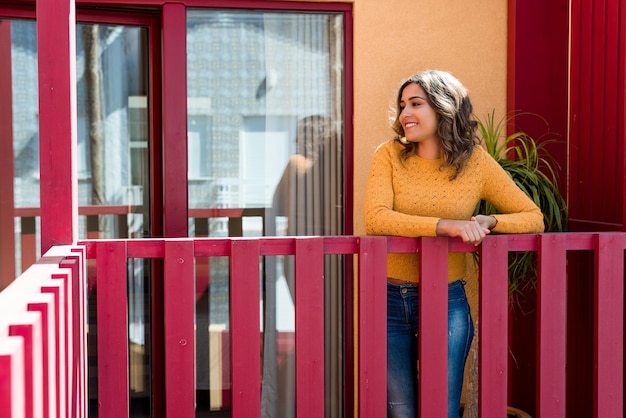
[265, 115, 341, 418]
[272, 114, 338, 297]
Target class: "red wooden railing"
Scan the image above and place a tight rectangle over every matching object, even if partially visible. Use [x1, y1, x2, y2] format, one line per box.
[1, 233, 624, 417]
[11, 205, 265, 277]
[0, 244, 87, 418]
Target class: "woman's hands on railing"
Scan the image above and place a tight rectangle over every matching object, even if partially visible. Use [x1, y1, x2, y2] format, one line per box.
[436, 215, 496, 246]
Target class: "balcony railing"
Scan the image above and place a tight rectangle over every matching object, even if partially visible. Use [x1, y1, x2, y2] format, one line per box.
[0, 233, 624, 417]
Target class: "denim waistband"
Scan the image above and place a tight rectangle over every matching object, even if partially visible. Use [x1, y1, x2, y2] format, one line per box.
[387, 279, 467, 297]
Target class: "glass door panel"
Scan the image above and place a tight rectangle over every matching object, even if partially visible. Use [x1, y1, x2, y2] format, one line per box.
[1, 18, 40, 281]
[76, 22, 153, 416]
[187, 10, 345, 418]
[77, 22, 150, 240]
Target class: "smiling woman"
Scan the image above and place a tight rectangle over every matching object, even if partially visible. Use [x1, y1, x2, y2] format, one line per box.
[364, 69, 544, 418]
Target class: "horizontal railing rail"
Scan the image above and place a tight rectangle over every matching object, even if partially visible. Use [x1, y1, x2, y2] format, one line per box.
[0, 244, 87, 418]
[1, 232, 624, 417]
[11, 206, 265, 278]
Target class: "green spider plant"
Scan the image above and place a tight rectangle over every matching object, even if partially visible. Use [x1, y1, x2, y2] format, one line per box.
[475, 110, 568, 300]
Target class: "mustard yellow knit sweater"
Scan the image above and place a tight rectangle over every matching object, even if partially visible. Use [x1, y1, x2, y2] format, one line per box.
[364, 140, 545, 283]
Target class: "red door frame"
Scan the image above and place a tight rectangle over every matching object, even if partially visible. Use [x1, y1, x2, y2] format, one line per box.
[3, 1, 354, 416]
[0, 19, 16, 287]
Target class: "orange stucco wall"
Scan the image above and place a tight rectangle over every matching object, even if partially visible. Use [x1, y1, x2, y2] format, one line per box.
[351, 0, 508, 234]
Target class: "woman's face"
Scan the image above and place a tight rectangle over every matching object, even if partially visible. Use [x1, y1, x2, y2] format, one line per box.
[399, 83, 439, 145]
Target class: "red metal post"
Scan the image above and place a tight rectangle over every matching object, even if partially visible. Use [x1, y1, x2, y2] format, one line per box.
[478, 235, 509, 417]
[357, 236, 387, 418]
[418, 237, 448, 417]
[0, 20, 16, 287]
[230, 239, 261, 418]
[37, 0, 78, 252]
[537, 234, 567, 417]
[161, 3, 188, 237]
[294, 237, 325, 416]
[96, 241, 129, 418]
[164, 240, 195, 417]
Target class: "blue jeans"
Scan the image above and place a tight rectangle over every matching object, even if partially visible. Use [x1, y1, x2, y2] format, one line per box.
[387, 280, 474, 418]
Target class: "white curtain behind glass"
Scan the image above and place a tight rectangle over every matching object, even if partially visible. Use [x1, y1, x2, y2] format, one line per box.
[262, 13, 344, 418]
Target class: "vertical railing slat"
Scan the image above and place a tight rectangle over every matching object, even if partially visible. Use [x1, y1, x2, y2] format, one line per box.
[41, 279, 66, 418]
[479, 234, 509, 417]
[230, 239, 261, 418]
[96, 241, 129, 418]
[419, 237, 449, 417]
[70, 247, 89, 418]
[294, 237, 325, 417]
[51, 270, 72, 418]
[164, 240, 196, 418]
[357, 236, 387, 418]
[28, 293, 57, 418]
[8, 311, 43, 418]
[0, 337, 25, 418]
[537, 234, 567, 417]
[594, 233, 624, 418]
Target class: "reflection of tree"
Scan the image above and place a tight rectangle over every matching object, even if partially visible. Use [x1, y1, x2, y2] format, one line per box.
[81, 25, 105, 208]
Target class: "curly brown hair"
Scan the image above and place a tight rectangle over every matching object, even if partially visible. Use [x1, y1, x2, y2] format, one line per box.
[391, 70, 478, 179]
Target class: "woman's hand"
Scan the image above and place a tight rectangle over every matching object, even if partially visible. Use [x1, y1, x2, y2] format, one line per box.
[436, 216, 495, 246]
[473, 214, 497, 231]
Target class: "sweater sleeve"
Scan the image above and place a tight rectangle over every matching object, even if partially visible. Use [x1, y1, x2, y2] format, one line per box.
[363, 142, 440, 237]
[478, 148, 545, 233]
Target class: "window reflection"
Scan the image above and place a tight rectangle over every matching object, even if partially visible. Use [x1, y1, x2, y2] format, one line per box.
[187, 10, 344, 418]
[76, 23, 152, 414]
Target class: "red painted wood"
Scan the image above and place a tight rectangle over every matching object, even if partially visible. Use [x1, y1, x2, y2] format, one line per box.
[36, 0, 78, 252]
[221, 329, 231, 409]
[0, 19, 15, 288]
[9, 311, 43, 418]
[163, 240, 195, 418]
[418, 237, 448, 417]
[621, 2, 626, 233]
[77, 0, 352, 11]
[357, 236, 387, 418]
[568, 0, 582, 223]
[69, 247, 88, 418]
[28, 293, 56, 418]
[147, 15, 164, 241]
[15, 205, 144, 217]
[537, 234, 567, 418]
[569, 0, 626, 228]
[229, 239, 261, 418]
[593, 234, 624, 418]
[478, 235, 509, 417]
[60, 256, 84, 418]
[51, 271, 72, 418]
[343, 7, 354, 237]
[507, 0, 569, 195]
[0, 337, 25, 418]
[294, 238, 325, 416]
[41, 280, 65, 418]
[161, 3, 188, 238]
[95, 241, 129, 418]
